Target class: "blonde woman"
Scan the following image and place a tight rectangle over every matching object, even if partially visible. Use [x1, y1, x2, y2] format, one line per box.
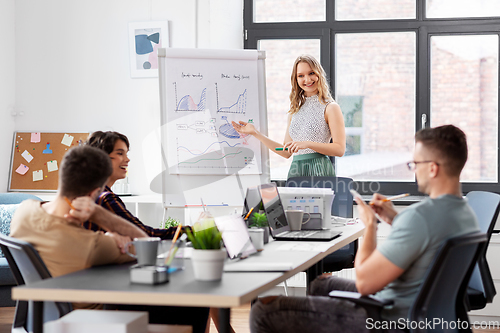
[232, 54, 345, 179]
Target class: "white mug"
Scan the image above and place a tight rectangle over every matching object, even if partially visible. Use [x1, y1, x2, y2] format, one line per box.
[125, 237, 161, 266]
[285, 210, 311, 231]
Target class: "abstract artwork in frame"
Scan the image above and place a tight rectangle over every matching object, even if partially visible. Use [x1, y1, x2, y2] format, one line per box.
[129, 21, 169, 78]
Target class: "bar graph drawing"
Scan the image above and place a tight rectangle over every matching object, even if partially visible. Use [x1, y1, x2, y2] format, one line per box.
[174, 82, 207, 111]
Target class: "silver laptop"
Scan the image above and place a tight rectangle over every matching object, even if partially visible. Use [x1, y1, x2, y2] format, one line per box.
[258, 183, 342, 242]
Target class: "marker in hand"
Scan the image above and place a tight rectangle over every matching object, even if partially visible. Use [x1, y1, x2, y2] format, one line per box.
[275, 147, 288, 151]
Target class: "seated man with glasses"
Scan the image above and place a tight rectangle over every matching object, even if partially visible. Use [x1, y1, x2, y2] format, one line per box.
[250, 124, 479, 333]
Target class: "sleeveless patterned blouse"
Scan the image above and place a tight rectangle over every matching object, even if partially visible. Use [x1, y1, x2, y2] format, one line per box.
[288, 94, 332, 155]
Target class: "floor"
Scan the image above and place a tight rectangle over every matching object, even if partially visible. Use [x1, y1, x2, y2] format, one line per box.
[1, 305, 499, 333]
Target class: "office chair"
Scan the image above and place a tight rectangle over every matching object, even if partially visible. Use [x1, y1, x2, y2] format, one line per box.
[0, 193, 42, 308]
[465, 191, 500, 310]
[286, 176, 357, 272]
[0, 234, 72, 333]
[329, 231, 487, 333]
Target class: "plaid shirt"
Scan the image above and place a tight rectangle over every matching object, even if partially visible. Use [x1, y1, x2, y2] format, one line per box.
[83, 186, 177, 240]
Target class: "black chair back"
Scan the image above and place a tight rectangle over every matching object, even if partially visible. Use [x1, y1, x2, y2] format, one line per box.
[0, 234, 72, 332]
[465, 191, 499, 308]
[409, 231, 487, 333]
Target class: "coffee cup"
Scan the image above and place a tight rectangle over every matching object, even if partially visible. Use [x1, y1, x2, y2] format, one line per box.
[125, 237, 161, 266]
[285, 210, 311, 231]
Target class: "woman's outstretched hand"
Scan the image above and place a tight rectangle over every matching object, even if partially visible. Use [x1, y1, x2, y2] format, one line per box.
[232, 121, 256, 135]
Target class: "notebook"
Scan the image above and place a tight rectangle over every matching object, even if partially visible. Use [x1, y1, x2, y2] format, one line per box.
[258, 183, 342, 242]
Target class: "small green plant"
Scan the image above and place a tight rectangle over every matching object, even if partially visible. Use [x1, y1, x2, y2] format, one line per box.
[185, 220, 223, 250]
[249, 212, 267, 228]
[161, 217, 180, 229]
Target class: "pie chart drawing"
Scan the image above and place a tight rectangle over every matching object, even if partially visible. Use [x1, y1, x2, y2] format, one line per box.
[219, 123, 249, 139]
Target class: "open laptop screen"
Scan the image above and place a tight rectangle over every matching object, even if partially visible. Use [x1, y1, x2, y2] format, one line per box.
[258, 183, 289, 235]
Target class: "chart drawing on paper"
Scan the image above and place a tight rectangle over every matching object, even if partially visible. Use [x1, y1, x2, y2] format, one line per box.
[175, 138, 256, 171]
[219, 116, 249, 140]
[164, 51, 261, 175]
[216, 83, 247, 114]
[174, 82, 207, 112]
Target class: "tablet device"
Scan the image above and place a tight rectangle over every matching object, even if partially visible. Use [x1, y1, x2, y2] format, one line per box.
[214, 214, 257, 259]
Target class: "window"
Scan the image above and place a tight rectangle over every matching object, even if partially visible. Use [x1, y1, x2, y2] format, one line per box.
[244, 0, 500, 194]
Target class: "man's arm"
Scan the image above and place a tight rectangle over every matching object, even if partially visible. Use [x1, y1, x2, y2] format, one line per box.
[65, 197, 147, 239]
[354, 197, 404, 295]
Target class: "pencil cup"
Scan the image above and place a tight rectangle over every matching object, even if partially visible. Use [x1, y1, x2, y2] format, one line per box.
[159, 239, 186, 269]
[285, 210, 311, 231]
[125, 237, 161, 266]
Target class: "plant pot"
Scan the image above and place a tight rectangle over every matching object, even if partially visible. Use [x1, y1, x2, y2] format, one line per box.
[191, 248, 227, 281]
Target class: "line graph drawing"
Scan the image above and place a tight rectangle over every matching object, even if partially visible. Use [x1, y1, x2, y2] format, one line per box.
[174, 82, 206, 111]
[177, 140, 241, 156]
[216, 83, 246, 114]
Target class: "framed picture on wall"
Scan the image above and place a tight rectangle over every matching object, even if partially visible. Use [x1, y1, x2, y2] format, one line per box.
[128, 21, 169, 78]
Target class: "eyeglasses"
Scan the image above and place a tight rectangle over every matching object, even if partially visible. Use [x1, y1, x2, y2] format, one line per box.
[406, 161, 439, 171]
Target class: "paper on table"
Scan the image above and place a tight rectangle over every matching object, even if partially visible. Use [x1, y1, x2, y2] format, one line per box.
[31, 132, 41, 143]
[33, 170, 43, 182]
[15, 164, 29, 175]
[47, 160, 58, 172]
[275, 243, 333, 252]
[224, 262, 293, 272]
[61, 134, 74, 147]
[21, 150, 34, 163]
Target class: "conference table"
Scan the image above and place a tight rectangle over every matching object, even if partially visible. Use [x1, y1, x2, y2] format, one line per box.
[12, 222, 364, 333]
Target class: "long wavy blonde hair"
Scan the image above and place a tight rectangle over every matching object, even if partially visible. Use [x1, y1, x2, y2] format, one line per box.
[289, 55, 333, 114]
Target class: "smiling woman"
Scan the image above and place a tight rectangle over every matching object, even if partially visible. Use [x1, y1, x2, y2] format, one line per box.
[83, 131, 180, 240]
[232, 54, 346, 180]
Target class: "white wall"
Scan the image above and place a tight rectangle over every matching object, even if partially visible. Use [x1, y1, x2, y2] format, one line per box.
[0, 0, 16, 192]
[2, 0, 243, 194]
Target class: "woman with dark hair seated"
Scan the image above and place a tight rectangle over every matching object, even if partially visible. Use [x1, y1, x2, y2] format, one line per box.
[84, 131, 178, 239]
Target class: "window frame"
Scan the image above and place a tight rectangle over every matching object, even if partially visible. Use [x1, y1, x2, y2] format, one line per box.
[244, 0, 500, 195]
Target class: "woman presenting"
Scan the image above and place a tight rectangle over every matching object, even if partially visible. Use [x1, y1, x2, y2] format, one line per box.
[232, 54, 345, 179]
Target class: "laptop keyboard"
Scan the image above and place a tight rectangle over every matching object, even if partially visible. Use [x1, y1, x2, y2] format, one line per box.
[279, 230, 319, 238]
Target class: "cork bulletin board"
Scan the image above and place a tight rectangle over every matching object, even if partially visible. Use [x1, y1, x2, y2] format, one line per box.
[8, 132, 90, 191]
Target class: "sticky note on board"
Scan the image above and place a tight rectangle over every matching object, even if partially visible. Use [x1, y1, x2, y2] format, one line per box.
[15, 164, 29, 175]
[31, 132, 41, 143]
[61, 134, 74, 147]
[33, 170, 43, 182]
[47, 160, 58, 172]
[21, 150, 34, 163]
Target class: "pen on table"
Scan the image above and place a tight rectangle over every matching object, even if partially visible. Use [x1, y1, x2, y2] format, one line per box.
[244, 207, 254, 220]
[64, 197, 75, 210]
[369, 193, 410, 205]
[165, 224, 183, 265]
[275, 147, 288, 151]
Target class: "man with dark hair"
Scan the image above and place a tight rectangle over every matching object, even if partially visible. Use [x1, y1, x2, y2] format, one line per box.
[10, 146, 146, 281]
[10, 146, 210, 332]
[250, 125, 479, 333]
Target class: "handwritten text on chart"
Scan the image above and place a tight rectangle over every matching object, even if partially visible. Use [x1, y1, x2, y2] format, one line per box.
[181, 72, 203, 80]
[221, 74, 250, 80]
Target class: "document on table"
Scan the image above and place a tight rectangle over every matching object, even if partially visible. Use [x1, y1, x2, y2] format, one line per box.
[224, 261, 293, 272]
[275, 243, 333, 252]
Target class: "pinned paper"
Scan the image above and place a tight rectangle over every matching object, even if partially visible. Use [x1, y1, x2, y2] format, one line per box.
[15, 164, 29, 175]
[61, 134, 74, 147]
[21, 150, 34, 163]
[47, 160, 58, 172]
[31, 132, 41, 143]
[33, 170, 43, 182]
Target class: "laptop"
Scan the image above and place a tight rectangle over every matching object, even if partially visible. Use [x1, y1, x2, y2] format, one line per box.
[258, 183, 342, 241]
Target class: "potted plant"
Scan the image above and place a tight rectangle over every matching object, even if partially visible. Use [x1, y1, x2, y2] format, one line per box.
[248, 212, 269, 244]
[185, 218, 226, 281]
[160, 216, 180, 229]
